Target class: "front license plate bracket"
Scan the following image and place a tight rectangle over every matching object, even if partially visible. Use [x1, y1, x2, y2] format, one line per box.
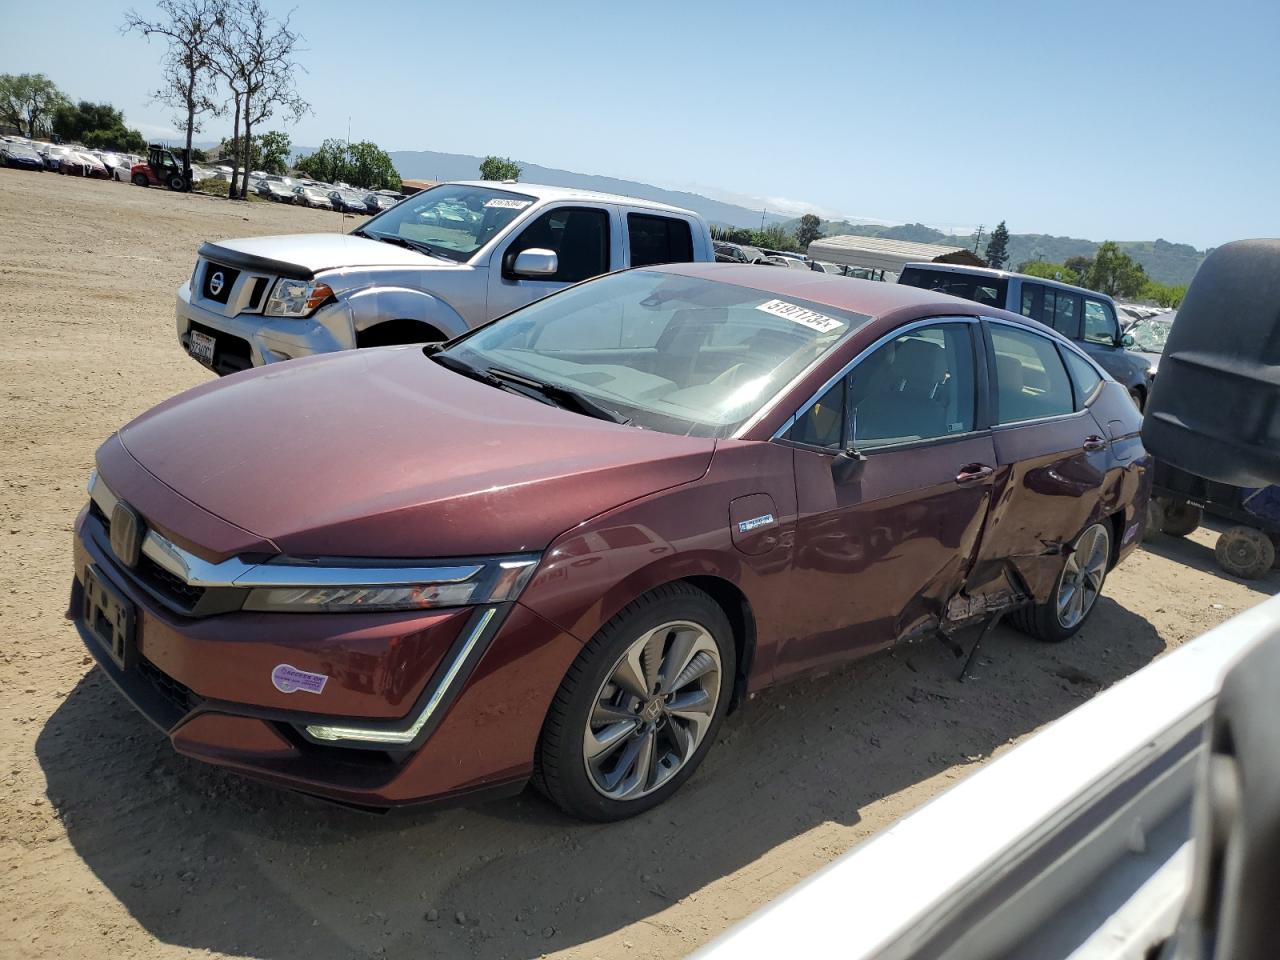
[83, 564, 137, 670]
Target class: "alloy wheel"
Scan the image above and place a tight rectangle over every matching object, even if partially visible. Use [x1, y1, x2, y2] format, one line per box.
[583, 620, 722, 801]
[1056, 524, 1111, 629]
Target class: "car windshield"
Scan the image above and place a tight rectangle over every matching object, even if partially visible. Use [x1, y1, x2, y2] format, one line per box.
[443, 269, 872, 437]
[1129, 315, 1173, 353]
[358, 183, 536, 263]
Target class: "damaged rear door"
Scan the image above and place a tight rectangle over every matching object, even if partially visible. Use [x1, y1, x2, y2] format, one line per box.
[963, 320, 1109, 608]
[776, 318, 998, 678]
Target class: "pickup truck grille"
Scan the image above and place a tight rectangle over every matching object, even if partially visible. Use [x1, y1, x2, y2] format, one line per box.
[201, 263, 240, 304]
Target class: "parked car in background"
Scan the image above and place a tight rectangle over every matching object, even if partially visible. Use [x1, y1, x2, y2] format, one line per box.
[291, 184, 334, 208]
[328, 188, 372, 214]
[77, 264, 1150, 818]
[1, 141, 45, 171]
[898, 263, 1155, 409]
[175, 180, 715, 374]
[59, 151, 110, 178]
[40, 144, 75, 170]
[252, 179, 294, 202]
[713, 241, 771, 264]
[364, 192, 401, 214]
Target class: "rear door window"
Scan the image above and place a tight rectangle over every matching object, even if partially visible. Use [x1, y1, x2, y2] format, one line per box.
[628, 214, 695, 267]
[990, 325, 1076, 423]
[1083, 298, 1119, 345]
[1044, 289, 1081, 338]
[1061, 348, 1104, 407]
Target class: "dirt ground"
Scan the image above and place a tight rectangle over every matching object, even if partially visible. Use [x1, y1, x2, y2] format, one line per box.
[1, 169, 1276, 960]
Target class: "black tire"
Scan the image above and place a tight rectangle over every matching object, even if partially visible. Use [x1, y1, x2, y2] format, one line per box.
[1129, 386, 1146, 412]
[1145, 499, 1165, 539]
[533, 582, 736, 821]
[131, 172, 149, 187]
[166, 172, 186, 191]
[1010, 522, 1112, 643]
[1161, 501, 1203, 537]
[1215, 526, 1275, 580]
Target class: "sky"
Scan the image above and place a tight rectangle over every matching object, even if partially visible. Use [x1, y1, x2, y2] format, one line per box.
[2, 0, 1277, 248]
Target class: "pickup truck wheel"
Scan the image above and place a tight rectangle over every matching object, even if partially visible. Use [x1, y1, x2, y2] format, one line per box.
[356, 320, 447, 348]
[1128, 386, 1146, 411]
[533, 583, 735, 821]
[1011, 523, 1111, 643]
[131, 172, 149, 187]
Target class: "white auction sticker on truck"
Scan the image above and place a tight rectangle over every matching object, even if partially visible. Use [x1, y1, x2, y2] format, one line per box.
[755, 299, 846, 333]
[483, 198, 533, 209]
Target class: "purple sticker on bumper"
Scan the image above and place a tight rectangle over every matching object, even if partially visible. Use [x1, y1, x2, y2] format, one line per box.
[271, 664, 328, 695]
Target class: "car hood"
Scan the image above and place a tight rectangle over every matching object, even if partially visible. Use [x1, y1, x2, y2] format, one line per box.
[202, 233, 442, 275]
[113, 347, 716, 559]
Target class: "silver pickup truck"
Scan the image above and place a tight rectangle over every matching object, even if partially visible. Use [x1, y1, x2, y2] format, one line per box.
[176, 181, 715, 374]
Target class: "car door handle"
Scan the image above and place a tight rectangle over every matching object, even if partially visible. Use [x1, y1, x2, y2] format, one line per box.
[955, 463, 994, 484]
[1083, 435, 1107, 452]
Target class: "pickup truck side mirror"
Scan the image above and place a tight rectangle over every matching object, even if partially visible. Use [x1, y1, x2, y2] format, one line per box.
[1120, 332, 1135, 348]
[511, 248, 558, 278]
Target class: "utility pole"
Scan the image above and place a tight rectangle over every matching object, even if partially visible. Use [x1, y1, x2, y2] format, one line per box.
[973, 225, 984, 254]
[760, 208, 767, 231]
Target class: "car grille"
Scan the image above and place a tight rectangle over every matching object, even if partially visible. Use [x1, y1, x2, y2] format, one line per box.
[90, 501, 208, 613]
[202, 262, 240, 304]
[137, 656, 200, 717]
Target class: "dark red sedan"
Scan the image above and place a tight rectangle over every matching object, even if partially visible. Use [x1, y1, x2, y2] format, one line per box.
[70, 264, 1150, 820]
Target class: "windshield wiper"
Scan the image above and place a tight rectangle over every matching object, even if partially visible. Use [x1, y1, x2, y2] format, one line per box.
[486, 367, 631, 425]
[429, 352, 505, 388]
[353, 229, 447, 260]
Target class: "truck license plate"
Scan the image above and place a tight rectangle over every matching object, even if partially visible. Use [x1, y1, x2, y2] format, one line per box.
[188, 330, 216, 365]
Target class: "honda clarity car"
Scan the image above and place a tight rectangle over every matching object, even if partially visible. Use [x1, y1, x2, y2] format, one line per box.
[70, 264, 1150, 820]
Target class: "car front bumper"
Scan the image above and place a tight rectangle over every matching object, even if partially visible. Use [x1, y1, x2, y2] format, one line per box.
[69, 506, 582, 809]
[176, 281, 356, 375]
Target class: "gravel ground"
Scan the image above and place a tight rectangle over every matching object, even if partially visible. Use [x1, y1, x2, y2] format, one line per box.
[1, 169, 1276, 960]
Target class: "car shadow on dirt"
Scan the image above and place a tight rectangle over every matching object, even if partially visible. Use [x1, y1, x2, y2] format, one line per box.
[36, 597, 1163, 960]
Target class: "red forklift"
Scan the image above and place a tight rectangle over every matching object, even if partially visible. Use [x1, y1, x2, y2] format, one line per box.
[129, 143, 191, 191]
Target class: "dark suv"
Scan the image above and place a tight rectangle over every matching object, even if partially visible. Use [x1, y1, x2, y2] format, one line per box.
[899, 263, 1154, 409]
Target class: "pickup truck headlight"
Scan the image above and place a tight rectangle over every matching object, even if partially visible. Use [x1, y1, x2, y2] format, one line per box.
[241, 555, 539, 612]
[263, 278, 334, 317]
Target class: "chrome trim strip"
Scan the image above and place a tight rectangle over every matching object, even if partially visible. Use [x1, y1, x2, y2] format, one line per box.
[304, 607, 498, 744]
[768, 316, 979, 441]
[89, 471, 500, 589]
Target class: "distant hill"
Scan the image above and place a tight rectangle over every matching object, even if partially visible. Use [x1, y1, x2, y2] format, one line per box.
[380, 149, 789, 230]
[785, 218, 1207, 286]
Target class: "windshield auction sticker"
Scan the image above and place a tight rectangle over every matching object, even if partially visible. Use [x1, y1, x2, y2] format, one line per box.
[483, 198, 533, 209]
[756, 299, 846, 333]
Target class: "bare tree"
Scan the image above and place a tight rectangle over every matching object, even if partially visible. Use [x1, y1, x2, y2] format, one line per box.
[213, 0, 308, 200]
[122, 0, 225, 187]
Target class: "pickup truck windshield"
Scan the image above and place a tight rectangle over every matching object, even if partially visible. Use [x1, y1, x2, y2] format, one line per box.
[444, 269, 871, 437]
[358, 183, 536, 262]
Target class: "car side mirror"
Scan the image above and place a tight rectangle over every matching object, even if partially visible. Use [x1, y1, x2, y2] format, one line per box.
[512, 248, 558, 278]
[1120, 332, 1135, 348]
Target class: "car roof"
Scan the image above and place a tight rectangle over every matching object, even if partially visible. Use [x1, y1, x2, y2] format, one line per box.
[900, 261, 1116, 302]
[652, 262, 1050, 325]
[446, 181, 702, 218]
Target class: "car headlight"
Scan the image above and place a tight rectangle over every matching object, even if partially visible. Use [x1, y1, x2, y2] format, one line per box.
[241, 555, 539, 612]
[263, 278, 334, 317]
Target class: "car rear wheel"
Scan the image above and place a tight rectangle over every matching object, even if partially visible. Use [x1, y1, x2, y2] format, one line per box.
[533, 583, 734, 821]
[1011, 522, 1111, 643]
[1215, 526, 1276, 580]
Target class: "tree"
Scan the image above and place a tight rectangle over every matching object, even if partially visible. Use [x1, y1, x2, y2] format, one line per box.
[984, 220, 1010, 270]
[794, 214, 822, 251]
[0, 73, 67, 138]
[257, 129, 290, 173]
[1085, 241, 1148, 299]
[218, 133, 260, 169]
[1064, 254, 1094, 278]
[479, 156, 521, 181]
[1140, 280, 1188, 308]
[51, 100, 145, 152]
[753, 223, 798, 252]
[212, 0, 307, 199]
[345, 140, 401, 190]
[123, 0, 225, 186]
[294, 138, 347, 183]
[1019, 261, 1081, 285]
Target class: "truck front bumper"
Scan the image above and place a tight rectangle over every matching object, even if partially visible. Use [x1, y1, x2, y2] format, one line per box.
[176, 282, 356, 375]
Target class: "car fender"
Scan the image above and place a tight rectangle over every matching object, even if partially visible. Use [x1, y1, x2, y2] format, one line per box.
[343, 285, 469, 339]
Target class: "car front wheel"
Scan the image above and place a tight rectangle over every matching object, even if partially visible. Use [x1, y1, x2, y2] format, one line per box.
[1012, 522, 1111, 643]
[534, 583, 735, 821]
